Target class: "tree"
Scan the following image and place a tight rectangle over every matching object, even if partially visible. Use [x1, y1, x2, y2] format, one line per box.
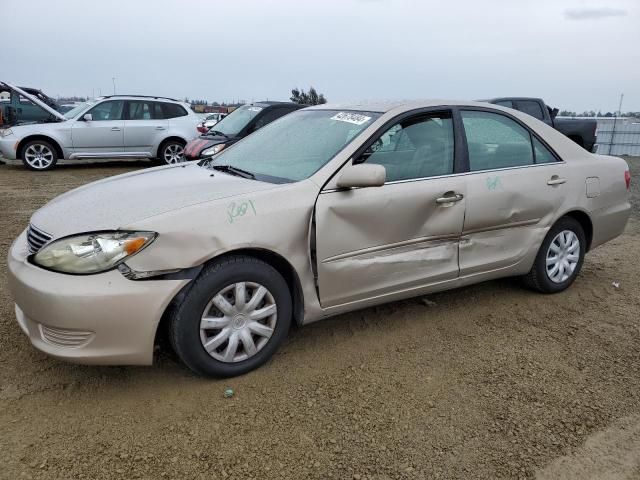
[290, 86, 327, 105]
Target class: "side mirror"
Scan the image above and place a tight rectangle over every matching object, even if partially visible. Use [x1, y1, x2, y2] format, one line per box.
[83, 113, 92, 121]
[336, 163, 386, 189]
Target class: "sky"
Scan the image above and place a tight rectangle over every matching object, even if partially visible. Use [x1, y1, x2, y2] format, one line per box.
[2, 0, 639, 112]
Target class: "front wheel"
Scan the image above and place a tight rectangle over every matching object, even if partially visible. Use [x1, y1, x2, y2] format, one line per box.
[523, 217, 586, 293]
[158, 139, 185, 165]
[169, 256, 292, 377]
[21, 140, 58, 171]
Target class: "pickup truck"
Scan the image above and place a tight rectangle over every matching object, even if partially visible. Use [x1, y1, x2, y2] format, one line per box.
[485, 97, 597, 152]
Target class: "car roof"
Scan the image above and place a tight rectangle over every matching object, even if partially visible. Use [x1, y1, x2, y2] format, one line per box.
[482, 97, 545, 103]
[307, 99, 501, 113]
[251, 101, 304, 109]
[96, 95, 179, 102]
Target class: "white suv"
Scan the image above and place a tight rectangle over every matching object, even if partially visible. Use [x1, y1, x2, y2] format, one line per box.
[0, 84, 200, 171]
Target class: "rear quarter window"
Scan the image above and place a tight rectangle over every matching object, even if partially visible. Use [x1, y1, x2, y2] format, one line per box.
[161, 103, 188, 119]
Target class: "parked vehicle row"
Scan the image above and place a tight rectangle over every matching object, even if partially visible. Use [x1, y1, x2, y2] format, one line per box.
[8, 100, 630, 377]
[185, 101, 304, 160]
[486, 97, 598, 152]
[196, 112, 227, 134]
[0, 83, 200, 170]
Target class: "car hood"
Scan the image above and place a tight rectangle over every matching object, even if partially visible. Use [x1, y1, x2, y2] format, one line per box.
[30, 163, 276, 238]
[1, 82, 66, 121]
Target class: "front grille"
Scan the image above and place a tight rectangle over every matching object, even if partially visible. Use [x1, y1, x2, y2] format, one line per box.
[39, 324, 95, 348]
[26, 224, 52, 254]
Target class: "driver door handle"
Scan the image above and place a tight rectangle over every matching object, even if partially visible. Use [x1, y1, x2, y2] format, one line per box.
[111, 127, 121, 132]
[547, 177, 566, 186]
[436, 192, 464, 204]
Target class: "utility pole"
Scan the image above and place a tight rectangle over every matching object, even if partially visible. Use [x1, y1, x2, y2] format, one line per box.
[609, 93, 624, 155]
[112, 77, 116, 95]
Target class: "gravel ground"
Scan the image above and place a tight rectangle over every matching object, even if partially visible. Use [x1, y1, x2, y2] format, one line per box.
[0, 157, 639, 480]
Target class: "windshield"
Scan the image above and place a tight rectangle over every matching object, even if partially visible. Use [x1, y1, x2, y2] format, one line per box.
[203, 109, 380, 183]
[208, 105, 263, 136]
[63, 101, 94, 119]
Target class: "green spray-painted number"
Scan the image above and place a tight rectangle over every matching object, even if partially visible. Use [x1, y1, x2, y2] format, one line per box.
[227, 200, 257, 223]
[486, 176, 503, 191]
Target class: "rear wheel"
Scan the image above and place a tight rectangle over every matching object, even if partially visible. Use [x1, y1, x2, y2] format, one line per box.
[158, 139, 185, 165]
[169, 256, 292, 377]
[523, 217, 586, 293]
[21, 140, 58, 171]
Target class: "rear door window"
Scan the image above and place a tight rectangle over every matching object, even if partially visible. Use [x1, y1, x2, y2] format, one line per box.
[533, 137, 557, 163]
[461, 110, 534, 171]
[128, 100, 155, 120]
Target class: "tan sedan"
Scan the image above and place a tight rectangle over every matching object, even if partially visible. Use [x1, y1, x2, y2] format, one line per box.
[7, 101, 631, 377]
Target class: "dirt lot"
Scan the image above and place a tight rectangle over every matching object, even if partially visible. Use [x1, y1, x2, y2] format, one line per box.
[1, 157, 639, 480]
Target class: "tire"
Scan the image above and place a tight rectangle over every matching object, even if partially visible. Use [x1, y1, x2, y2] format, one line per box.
[157, 139, 186, 165]
[523, 216, 586, 293]
[169, 255, 292, 377]
[21, 139, 58, 171]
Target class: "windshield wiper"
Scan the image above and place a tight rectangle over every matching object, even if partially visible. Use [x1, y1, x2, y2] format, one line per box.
[210, 164, 255, 180]
[208, 130, 228, 138]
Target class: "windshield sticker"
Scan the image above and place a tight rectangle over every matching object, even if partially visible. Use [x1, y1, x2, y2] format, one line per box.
[330, 112, 372, 125]
[247, 107, 263, 112]
[227, 200, 257, 224]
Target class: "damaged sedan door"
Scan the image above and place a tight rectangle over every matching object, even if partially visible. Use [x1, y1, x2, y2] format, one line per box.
[314, 110, 466, 308]
[457, 109, 565, 276]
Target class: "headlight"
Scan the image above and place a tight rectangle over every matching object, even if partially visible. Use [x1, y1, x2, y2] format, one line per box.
[0, 128, 13, 137]
[33, 231, 156, 274]
[201, 144, 226, 157]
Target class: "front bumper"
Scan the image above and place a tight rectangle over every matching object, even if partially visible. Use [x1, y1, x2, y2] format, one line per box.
[7, 230, 190, 365]
[0, 136, 18, 160]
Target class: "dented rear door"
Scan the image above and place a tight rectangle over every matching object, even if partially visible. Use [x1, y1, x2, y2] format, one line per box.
[457, 109, 566, 276]
[314, 177, 466, 308]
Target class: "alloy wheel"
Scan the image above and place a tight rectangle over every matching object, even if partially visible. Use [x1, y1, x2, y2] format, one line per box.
[24, 144, 54, 170]
[546, 230, 580, 283]
[199, 282, 277, 363]
[163, 143, 184, 164]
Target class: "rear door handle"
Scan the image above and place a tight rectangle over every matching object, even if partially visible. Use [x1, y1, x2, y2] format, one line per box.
[547, 177, 566, 186]
[111, 127, 121, 132]
[436, 192, 464, 204]
[156, 126, 166, 130]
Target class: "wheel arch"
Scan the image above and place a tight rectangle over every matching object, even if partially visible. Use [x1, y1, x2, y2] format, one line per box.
[17, 135, 64, 160]
[154, 247, 305, 350]
[561, 209, 593, 251]
[156, 135, 187, 158]
[209, 248, 305, 327]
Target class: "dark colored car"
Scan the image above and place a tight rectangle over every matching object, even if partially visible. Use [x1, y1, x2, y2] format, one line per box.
[0, 82, 60, 126]
[485, 97, 598, 152]
[183, 101, 304, 160]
